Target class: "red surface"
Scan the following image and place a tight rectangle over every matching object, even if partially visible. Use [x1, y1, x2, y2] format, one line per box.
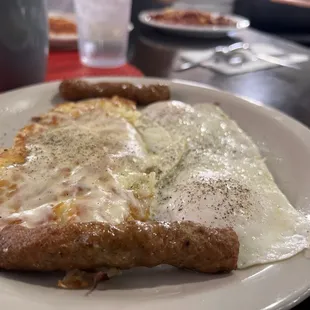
[46, 51, 143, 81]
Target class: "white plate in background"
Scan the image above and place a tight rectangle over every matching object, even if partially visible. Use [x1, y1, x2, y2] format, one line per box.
[139, 9, 250, 38]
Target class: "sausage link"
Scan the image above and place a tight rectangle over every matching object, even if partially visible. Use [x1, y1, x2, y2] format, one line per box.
[59, 79, 170, 105]
[0, 221, 239, 273]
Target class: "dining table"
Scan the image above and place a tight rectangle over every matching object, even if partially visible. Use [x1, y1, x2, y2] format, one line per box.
[127, 25, 310, 310]
[14, 21, 310, 310]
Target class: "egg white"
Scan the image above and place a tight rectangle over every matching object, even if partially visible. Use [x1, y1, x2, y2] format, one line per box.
[138, 100, 310, 268]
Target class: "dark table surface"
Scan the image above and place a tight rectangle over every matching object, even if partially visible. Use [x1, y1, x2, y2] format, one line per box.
[129, 26, 310, 128]
[128, 25, 310, 310]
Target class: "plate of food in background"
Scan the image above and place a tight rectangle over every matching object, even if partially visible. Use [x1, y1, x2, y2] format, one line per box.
[48, 12, 134, 50]
[139, 8, 250, 37]
[48, 11, 78, 49]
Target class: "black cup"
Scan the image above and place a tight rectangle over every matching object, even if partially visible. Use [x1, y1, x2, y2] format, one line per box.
[0, 0, 48, 92]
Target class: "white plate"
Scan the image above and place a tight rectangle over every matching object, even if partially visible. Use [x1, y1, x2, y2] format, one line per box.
[48, 12, 134, 50]
[0, 77, 310, 310]
[139, 10, 250, 38]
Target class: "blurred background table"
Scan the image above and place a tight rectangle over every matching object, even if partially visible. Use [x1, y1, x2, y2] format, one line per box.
[47, 51, 143, 81]
[128, 26, 310, 128]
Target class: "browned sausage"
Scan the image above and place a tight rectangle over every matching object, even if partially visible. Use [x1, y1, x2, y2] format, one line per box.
[59, 79, 170, 105]
[0, 221, 239, 273]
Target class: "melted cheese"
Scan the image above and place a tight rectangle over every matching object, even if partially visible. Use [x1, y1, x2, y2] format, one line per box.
[0, 100, 155, 229]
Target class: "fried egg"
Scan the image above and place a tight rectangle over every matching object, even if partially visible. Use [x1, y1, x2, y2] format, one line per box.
[138, 100, 309, 268]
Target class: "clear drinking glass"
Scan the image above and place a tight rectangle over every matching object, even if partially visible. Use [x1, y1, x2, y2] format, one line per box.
[74, 0, 132, 68]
